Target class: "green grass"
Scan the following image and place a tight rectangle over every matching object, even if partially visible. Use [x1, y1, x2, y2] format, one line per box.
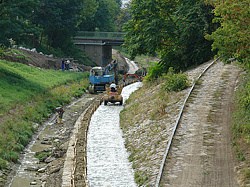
[5, 49, 28, 60]
[231, 71, 250, 184]
[35, 152, 51, 160]
[0, 59, 90, 169]
[0, 60, 89, 113]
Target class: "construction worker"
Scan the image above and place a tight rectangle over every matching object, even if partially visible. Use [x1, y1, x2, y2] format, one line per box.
[53, 107, 64, 123]
[110, 82, 117, 92]
[61, 58, 65, 71]
[65, 59, 70, 70]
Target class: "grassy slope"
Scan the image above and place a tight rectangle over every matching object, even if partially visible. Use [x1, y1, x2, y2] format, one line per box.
[0, 60, 89, 169]
[120, 58, 250, 185]
[120, 71, 189, 186]
[231, 72, 250, 185]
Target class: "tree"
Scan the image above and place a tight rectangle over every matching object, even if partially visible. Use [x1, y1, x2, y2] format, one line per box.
[205, 0, 250, 69]
[76, 0, 98, 31]
[115, 3, 131, 31]
[123, 0, 218, 72]
[78, 0, 122, 31]
[31, 0, 84, 50]
[0, 0, 39, 47]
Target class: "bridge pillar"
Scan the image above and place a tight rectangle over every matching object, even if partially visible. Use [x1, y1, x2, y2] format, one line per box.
[102, 45, 112, 66]
[74, 39, 112, 66]
[74, 32, 124, 67]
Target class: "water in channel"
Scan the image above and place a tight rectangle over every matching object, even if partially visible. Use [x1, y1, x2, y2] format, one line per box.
[87, 82, 142, 186]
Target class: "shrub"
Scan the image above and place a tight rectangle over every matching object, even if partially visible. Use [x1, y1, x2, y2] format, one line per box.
[162, 67, 190, 92]
[0, 158, 8, 170]
[2, 151, 19, 163]
[144, 64, 165, 81]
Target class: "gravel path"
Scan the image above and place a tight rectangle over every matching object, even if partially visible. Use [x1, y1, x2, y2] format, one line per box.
[120, 60, 241, 187]
[160, 61, 241, 186]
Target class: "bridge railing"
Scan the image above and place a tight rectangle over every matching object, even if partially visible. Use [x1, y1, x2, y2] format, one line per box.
[75, 31, 125, 39]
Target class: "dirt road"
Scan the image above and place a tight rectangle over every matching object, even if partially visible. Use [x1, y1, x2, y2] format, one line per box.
[160, 61, 241, 186]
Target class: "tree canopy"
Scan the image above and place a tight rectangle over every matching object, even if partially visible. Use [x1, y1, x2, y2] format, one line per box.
[205, 0, 250, 69]
[0, 0, 122, 55]
[30, 0, 84, 50]
[78, 0, 121, 31]
[0, 0, 39, 46]
[0, 0, 248, 71]
[123, 0, 218, 72]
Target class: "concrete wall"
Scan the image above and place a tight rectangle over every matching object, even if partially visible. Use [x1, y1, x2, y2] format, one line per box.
[74, 39, 112, 66]
[102, 45, 112, 66]
[74, 38, 122, 67]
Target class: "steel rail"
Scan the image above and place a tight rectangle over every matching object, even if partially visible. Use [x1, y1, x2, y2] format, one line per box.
[155, 57, 221, 187]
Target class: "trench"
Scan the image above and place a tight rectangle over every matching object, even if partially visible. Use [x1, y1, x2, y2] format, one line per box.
[9, 115, 57, 187]
[87, 82, 142, 186]
[8, 95, 94, 187]
[7, 57, 139, 187]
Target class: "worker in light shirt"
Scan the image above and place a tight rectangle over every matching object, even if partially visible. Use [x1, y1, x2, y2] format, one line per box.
[110, 82, 117, 92]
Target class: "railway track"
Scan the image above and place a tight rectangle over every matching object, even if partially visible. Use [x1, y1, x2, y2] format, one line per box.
[155, 58, 240, 186]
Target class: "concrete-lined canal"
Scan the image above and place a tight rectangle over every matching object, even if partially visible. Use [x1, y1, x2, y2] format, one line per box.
[7, 57, 139, 187]
[87, 82, 142, 186]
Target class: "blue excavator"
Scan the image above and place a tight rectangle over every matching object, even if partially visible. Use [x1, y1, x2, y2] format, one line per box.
[88, 60, 118, 94]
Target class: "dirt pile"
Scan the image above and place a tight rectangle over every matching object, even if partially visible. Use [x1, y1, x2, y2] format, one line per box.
[112, 49, 129, 74]
[2, 48, 128, 73]
[1, 48, 61, 70]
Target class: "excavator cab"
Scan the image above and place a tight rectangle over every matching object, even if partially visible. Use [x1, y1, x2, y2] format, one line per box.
[90, 67, 104, 77]
[89, 60, 118, 94]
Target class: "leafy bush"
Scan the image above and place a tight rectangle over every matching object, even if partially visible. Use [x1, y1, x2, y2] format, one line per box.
[162, 67, 190, 92]
[144, 63, 166, 81]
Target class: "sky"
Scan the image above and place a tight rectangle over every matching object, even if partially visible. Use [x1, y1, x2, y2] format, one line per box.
[122, 0, 130, 7]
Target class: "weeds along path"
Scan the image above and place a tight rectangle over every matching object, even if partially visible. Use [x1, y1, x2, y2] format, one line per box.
[159, 61, 241, 186]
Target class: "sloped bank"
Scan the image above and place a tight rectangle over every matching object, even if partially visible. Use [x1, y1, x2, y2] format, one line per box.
[119, 60, 240, 186]
[1, 47, 133, 187]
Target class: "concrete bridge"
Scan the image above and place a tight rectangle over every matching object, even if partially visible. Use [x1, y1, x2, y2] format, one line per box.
[73, 31, 125, 66]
